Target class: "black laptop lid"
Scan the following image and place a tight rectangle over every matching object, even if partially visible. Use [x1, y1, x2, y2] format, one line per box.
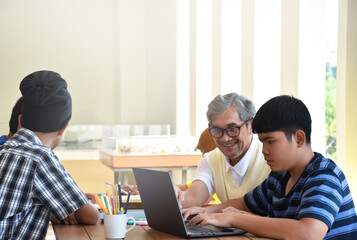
[133, 168, 188, 238]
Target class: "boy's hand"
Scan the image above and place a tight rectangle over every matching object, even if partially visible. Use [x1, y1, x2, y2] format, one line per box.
[50, 213, 79, 225]
[221, 206, 251, 214]
[186, 213, 235, 228]
[62, 213, 79, 225]
[50, 214, 61, 224]
[84, 193, 96, 204]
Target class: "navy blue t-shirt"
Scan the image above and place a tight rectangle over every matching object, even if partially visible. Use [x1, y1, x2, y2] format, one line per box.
[244, 152, 357, 239]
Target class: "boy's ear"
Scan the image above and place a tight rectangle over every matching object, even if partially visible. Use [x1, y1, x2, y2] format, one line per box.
[295, 130, 306, 147]
[17, 114, 22, 130]
[58, 122, 70, 136]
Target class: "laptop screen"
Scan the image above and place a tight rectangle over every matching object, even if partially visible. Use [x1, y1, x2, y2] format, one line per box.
[132, 168, 246, 238]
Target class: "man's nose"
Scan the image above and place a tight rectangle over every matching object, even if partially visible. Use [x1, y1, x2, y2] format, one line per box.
[220, 130, 232, 141]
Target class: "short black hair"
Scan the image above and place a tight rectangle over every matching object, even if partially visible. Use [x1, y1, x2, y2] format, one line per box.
[252, 95, 312, 144]
[9, 97, 23, 134]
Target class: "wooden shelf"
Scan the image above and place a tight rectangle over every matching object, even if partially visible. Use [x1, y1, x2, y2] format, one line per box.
[100, 151, 202, 169]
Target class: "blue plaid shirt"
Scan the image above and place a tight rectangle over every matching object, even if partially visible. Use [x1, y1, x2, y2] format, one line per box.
[0, 128, 88, 239]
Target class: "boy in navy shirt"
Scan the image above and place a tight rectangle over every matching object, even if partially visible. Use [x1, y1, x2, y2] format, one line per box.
[183, 95, 357, 239]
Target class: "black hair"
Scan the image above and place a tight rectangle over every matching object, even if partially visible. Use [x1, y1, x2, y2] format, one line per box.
[9, 97, 23, 134]
[252, 95, 312, 144]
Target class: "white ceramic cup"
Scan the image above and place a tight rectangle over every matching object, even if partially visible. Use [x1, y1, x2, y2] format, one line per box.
[104, 214, 136, 239]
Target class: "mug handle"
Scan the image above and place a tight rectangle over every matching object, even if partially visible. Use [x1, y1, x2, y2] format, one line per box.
[126, 217, 136, 233]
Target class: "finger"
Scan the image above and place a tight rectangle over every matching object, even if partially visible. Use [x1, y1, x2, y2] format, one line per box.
[183, 211, 188, 221]
[70, 216, 78, 225]
[187, 215, 201, 226]
[177, 196, 184, 209]
[183, 210, 193, 221]
[63, 218, 69, 225]
[198, 219, 207, 227]
[50, 214, 60, 223]
[221, 207, 229, 213]
[68, 214, 76, 225]
[51, 218, 61, 224]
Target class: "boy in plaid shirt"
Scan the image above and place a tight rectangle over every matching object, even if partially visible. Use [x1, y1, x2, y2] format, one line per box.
[0, 71, 99, 239]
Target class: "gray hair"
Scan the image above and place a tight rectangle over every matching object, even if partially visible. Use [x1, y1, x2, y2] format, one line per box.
[206, 93, 256, 125]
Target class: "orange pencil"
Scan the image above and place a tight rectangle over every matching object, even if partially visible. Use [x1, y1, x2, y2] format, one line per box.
[94, 193, 108, 214]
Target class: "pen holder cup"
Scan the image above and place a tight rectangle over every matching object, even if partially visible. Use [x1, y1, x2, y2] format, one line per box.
[104, 214, 136, 239]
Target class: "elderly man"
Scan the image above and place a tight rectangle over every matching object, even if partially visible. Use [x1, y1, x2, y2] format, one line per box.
[177, 93, 270, 208]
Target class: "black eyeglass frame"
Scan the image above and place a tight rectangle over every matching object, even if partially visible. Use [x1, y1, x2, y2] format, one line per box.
[208, 119, 251, 138]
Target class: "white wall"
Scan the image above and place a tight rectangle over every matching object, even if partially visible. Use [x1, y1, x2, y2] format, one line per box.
[0, 0, 177, 133]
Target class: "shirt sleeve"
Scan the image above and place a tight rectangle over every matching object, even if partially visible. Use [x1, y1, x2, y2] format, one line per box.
[297, 170, 343, 228]
[244, 178, 270, 216]
[193, 153, 215, 197]
[32, 151, 88, 220]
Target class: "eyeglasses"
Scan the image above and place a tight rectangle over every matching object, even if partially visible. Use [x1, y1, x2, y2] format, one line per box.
[208, 120, 250, 138]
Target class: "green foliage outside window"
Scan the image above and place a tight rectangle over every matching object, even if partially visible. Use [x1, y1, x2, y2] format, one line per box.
[325, 62, 337, 160]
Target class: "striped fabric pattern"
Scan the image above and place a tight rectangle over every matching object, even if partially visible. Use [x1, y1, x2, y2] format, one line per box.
[244, 152, 357, 239]
[0, 128, 88, 239]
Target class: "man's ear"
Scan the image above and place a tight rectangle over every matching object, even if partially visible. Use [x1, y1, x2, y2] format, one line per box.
[295, 130, 306, 147]
[58, 122, 70, 136]
[248, 118, 253, 134]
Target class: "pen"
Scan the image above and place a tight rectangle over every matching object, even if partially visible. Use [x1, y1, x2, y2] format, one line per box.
[124, 191, 131, 214]
[94, 194, 108, 214]
[118, 184, 123, 209]
[114, 184, 118, 213]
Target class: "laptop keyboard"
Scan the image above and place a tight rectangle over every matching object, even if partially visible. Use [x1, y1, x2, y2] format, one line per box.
[187, 225, 220, 236]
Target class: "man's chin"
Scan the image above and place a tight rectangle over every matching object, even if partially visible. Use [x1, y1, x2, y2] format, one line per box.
[225, 151, 244, 160]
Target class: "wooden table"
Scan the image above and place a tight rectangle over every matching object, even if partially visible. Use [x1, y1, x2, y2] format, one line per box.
[100, 151, 202, 184]
[52, 221, 272, 240]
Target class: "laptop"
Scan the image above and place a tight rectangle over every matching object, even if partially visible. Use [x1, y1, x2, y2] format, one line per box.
[132, 168, 246, 238]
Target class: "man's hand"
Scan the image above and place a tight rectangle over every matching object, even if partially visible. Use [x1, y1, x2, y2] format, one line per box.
[181, 206, 210, 221]
[174, 186, 185, 209]
[121, 184, 139, 195]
